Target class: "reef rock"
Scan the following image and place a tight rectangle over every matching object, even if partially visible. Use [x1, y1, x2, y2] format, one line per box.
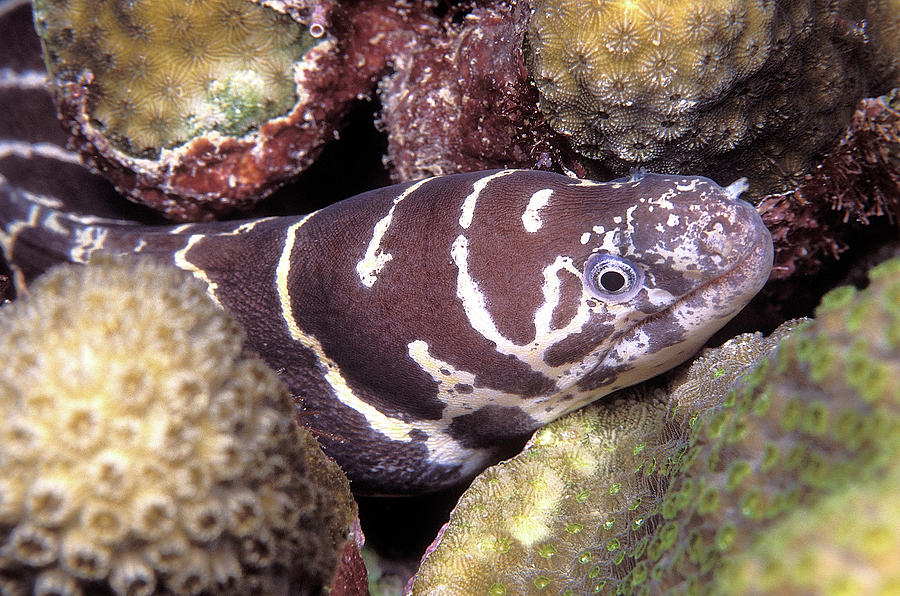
[379, 3, 578, 181]
[0, 257, 360, 595]
[759, 88, 900, 280]
[410, 256, 900, 594]
[380, 0, 900, 206]
[22, 0, 900, 224]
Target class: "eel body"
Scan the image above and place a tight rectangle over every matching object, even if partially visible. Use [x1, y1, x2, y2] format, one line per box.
[0, 169, 773, 494]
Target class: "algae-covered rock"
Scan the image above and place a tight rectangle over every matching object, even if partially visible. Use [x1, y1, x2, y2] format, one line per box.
[411, 256, 900, 595]
[759, 88, 900, 280]
[0, 257, 358, 595]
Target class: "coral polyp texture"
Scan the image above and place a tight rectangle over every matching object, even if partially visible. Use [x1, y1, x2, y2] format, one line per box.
[0, 258, 357, 595]
[714, 457, 900, 594]
[411, 257, 900, 594]
[525, 0, 900, 199]
[33, 0, 314, 157]
[28, 0, 425, 221]
[701, 258, 900, 594]
[410, 321, 797, 595]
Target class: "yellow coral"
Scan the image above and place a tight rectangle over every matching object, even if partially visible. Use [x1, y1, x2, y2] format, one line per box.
[411, 384, 673, 595]
[32, 0, 319, 157]
[0, 258, 356, 595]
[526, 0, 900, 198]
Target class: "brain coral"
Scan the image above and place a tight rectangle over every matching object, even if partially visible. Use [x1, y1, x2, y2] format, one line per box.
[33, 0, 316, 158]
[0, 258, 357, 595]
[525, 0, 900, 199]
[411, 256, 900, 594]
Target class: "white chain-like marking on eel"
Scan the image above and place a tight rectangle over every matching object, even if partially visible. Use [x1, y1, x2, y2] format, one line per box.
[0, 169, 773, 494]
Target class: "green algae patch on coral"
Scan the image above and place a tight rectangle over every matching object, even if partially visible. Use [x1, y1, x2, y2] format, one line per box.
[32, 0, 319, 158]
[525, 0, 900, 200]
[0, 257, 357, 595]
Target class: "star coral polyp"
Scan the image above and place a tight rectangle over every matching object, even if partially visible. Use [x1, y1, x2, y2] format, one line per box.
[525, 0, 900, 199]
[33, 0, 314, 158]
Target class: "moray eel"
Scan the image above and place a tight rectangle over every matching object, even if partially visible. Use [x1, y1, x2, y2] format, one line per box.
[0, 169, 772, 494]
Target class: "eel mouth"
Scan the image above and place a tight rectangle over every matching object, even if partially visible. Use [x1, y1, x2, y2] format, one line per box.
[583, 201, 774, 394]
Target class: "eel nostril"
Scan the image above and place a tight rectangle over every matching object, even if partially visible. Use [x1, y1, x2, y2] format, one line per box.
[703, 203, 757, 258]
[702, 221, 736, 258]
[703, 233, 731, 258]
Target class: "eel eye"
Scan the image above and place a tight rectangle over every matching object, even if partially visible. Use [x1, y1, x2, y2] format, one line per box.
[584, 254, 644, 302]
